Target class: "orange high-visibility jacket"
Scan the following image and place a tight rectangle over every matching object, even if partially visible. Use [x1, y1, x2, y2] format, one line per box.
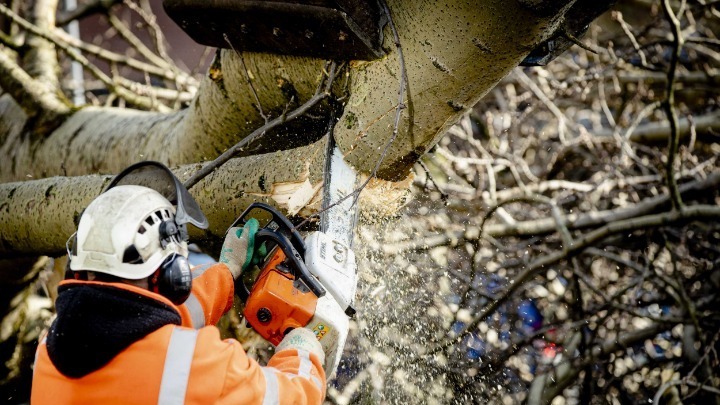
[31, 262, 326, 404]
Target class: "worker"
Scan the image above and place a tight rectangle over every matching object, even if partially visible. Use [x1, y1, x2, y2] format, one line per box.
[31, 164, 328, 404]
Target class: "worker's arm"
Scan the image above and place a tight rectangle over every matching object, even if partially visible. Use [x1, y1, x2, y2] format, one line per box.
[262, 346, 327, 404]
[178, 218, 262, 328]
[193, 327, 326, 404]
[177, 262, 235, 328]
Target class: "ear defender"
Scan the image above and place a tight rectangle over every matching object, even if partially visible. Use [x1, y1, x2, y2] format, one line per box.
[152, 255, 192, 305]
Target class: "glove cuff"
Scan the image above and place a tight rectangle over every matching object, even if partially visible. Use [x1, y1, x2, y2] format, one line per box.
[276, 328, 325, 366]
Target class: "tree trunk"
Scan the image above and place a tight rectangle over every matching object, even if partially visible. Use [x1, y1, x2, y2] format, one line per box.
[0, 0, 576, 257]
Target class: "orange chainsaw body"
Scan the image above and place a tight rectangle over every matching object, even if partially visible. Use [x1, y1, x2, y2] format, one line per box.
[244, 248, 319, 345]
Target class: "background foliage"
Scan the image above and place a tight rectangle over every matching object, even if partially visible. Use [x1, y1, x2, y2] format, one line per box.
[344, 1, 720, 404]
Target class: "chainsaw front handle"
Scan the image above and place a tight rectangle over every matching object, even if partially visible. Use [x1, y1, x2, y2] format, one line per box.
[230, 202, 306, 256]
[237, 228, 327, 301]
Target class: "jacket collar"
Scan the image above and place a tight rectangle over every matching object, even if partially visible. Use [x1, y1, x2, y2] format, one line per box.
[47, 280, 182, 378]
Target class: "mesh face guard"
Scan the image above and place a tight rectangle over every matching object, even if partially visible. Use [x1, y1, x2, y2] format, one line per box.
[104, 161, 208, 230]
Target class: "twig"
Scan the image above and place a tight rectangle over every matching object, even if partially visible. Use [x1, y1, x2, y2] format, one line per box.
[107, 12, 176, 73]
[515, 69, 571, 144]
[62, 40, 171, 111]
[124, 0, 171, 62]
[432, 205, 720, 352]
[478, 194, 572, 248]
[612, 10, 651, 69]
[183, 63, 339, 189]
[417, 160, 448, 199]
[52, 27, 196, 86]
[232, 43, 269, 124]
[661, 0, 686, 210]
[653, 379, 720, 404]
[562, 29, 600, 55]
[688, 330, 720, 378]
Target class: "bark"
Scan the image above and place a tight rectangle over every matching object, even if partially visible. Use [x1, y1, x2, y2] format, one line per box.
[0, 141, 327, 257]
[334, 0, 573, 180]
[0, 0, 580, 257]
[0, 52, 328, 181]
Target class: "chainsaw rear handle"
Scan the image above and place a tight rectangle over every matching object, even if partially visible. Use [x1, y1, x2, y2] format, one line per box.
[236, 228, 327, 300]
[230, 202, 306, 256]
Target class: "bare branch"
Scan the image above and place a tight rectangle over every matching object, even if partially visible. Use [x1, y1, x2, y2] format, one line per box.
[124, 0, 171, 62]
[0, 47, 70, 124]
[434, 204, 720, 352]
[0, 2, 174, 111]
[654, 380, 720, 404]
[106, 12, 177, 73]
[23, 0, 61, 91]
[391, 171, 720, 254]
[52, 27, 197, 87]
[661, 0, 686, 210]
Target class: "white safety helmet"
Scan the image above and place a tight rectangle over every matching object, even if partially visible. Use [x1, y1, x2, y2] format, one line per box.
[69, 185, 188, 279]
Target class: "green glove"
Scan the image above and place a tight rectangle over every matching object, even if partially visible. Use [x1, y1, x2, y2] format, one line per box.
[219, 218, 260, 279]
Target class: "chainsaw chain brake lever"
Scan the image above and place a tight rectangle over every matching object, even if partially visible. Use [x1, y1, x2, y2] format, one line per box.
[258, 229, 326, 296]
[232, 203, 326, 300]
[230, 202, 306, 256]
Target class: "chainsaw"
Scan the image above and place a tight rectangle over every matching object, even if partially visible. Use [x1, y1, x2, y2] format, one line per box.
[164, 0, 373, 378]
[231, 133, 359, 376]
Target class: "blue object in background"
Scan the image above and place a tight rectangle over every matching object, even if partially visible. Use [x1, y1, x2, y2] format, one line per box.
[518, 300, 543, 333]
[187, 244, 217, 266]
[452, 321, 486, 360]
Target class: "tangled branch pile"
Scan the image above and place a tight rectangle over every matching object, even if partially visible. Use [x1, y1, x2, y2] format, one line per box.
[341, 2, 720, 404]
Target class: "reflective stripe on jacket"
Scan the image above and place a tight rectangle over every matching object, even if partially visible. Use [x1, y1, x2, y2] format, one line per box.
[31, 263, 326, 404]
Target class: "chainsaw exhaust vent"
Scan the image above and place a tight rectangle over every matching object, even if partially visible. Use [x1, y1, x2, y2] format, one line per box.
[163, 0, 387, 61]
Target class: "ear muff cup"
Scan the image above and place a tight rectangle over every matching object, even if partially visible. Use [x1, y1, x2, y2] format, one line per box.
[155, 255, 192, 305]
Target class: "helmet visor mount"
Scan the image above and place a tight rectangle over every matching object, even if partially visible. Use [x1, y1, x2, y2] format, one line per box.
[104, 161, 208, 230]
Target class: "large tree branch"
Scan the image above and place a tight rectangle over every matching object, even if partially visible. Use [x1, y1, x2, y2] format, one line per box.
[0, 49, 330, 182]
[0, 141, 327, 257]
[22, 0, 61, 92]
[332, 0, 577, 179]
[2, 0, 582, 184]
[0, 50, 70, 126]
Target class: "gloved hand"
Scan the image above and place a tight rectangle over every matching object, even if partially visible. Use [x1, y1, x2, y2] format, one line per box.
[219, 218, 260, 279]
[276, 327, 326, 366]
